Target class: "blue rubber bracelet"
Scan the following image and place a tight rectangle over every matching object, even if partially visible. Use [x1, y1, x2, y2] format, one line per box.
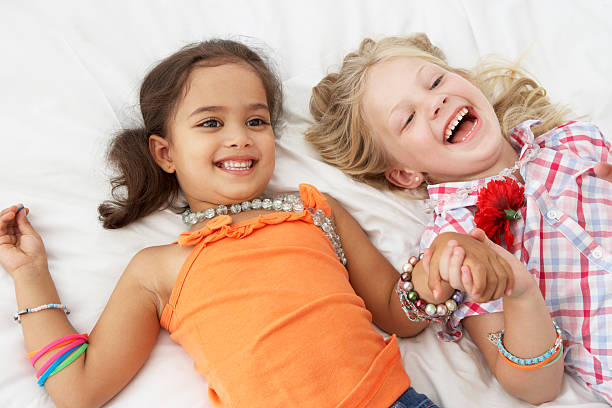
[16, 205, 25, 214]
[37, 343, 82, 387]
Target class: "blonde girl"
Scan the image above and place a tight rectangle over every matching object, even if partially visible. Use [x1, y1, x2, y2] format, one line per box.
[306, 34, 611, 404]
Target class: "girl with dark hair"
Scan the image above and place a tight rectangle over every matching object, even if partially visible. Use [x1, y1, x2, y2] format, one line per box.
[0, 39, 510, 407]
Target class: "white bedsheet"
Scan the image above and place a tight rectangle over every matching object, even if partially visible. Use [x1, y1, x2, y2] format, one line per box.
[1, 1, 610, 406]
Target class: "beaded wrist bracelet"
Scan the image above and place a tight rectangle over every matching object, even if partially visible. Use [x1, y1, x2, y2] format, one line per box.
[488, 321, 564, 370]
[14, 303, 70, 324]
[396, 254, 464, 323]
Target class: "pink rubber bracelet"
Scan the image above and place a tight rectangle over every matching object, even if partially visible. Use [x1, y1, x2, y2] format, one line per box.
[36, 338, 87, 378]
[31, 334, 87, 367]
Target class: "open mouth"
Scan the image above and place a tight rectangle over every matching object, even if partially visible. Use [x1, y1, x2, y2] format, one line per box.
[214, 159, 255, 171]
[444, 107, 479, 144]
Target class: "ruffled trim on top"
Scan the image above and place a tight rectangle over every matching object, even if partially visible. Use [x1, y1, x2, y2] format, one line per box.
[177, 184, 328, 247]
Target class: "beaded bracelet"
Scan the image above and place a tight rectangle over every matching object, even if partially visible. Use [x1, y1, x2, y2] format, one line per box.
[488, 321, 564, 370]
[396, 254, 464, 323]
[14, 303, 70, 324]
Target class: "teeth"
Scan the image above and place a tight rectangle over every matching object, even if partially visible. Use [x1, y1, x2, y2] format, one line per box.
[445, 107, 469, 140]
[222, 160, 253, 170]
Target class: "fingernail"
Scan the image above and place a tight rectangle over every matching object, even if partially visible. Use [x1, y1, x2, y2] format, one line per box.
[433, 289, 439, 299]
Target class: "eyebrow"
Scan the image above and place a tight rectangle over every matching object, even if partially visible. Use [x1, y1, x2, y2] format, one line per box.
[189, 103, 269, 118]
[387, 63, 426, 134]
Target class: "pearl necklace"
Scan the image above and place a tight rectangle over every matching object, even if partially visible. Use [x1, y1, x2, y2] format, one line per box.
[181, 192, 347, 265]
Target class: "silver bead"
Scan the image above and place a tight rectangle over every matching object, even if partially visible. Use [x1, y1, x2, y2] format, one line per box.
[401, 262, 413, 273]
[293, 203, 304, 212]
[241, 201, 251, 211]
[204, 208, 215, 219]
[282, 202, 292, 212]
[262, 199, 272, 210]
[272, 199, 283, 211]
[230, 204, 242, 214]
[251, 199, 262, 209]
[445, 299, 458, 312]
[216, 205, 228, 215]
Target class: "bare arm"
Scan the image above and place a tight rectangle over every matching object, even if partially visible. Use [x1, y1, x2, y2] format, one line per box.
[1, 205, 161, 408]
[325, 196, 459, 337]
[462, 230, 563, 405]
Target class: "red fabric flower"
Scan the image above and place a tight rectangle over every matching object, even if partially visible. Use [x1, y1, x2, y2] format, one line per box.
[474, 177, 525, 249]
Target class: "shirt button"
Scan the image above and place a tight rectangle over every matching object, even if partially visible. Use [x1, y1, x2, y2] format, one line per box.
[592, 248, 603, 259]
[546, 209, 560, 221]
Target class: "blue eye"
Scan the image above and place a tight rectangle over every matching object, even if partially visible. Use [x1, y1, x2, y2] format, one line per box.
[199, 119, 221, 128]
[246, 118, 270, 127]
[431, 75, 443, 89]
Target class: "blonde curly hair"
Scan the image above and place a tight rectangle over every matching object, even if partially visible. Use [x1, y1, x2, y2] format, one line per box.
[305, 33, 569, 198]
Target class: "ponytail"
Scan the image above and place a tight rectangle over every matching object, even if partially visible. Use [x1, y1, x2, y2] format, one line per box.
[97, 128, 180, 229]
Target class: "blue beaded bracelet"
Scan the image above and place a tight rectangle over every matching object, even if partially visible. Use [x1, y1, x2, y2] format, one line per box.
[14, 303, 70, 324]
[488, 321, 563, 368]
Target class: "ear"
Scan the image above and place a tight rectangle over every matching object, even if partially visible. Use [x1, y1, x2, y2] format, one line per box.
[149, 134, 175, 173]
[385, 168, 424, 189]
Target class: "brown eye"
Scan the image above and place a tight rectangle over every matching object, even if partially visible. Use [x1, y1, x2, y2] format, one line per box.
[246, 118, 269, 127]
[199, 119, 221, 128]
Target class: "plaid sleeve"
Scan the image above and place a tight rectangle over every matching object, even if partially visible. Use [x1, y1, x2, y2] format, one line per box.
[544, 121, 611, 163]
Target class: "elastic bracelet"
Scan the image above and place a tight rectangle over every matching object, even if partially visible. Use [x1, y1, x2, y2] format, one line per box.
[14, 303, 70, 324]
[37, 342, 87, 387]
[488, 321, 563, 370]
[36, 338, 87, 378]
[30, 333, 88, 366]
[45, 343, 89, 385]
[396, 254, 464, 323]
[542, 345, 564, 368]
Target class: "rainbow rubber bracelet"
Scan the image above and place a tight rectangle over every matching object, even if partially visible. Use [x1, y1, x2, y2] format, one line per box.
[47, 343, 89, 380]
[28, 334, 88, 360]
[31, 334, 87, 366]
[36, 338, 87, 378]
[37, 342, 84, 387]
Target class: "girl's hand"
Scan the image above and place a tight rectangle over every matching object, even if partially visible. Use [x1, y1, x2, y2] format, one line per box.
[594, 162, 612, 183]
[425, 231, 515, 303]
[0, 205, 48, 278]
[468, 228, 534, 298]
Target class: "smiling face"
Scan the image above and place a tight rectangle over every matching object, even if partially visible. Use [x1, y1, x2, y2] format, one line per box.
[362, 56, 518, 186]
[151, 62, 276, 210]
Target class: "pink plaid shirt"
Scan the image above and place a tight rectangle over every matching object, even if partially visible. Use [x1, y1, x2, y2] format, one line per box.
[420, 120, 612, 402]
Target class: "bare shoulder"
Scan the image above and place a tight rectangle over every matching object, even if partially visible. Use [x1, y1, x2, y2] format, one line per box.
[127, 243, 192, 318]
[322, 193, 344, 220]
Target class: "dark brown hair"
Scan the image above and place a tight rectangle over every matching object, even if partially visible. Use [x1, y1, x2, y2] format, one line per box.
[98, 39, 283, 229]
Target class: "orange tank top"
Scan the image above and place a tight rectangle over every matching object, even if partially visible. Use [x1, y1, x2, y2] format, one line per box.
[160, 184, 410, 407]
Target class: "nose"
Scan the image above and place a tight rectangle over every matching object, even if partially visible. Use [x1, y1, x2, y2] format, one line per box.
[430, 95, 447, 118]
[224, 126, 253, 148]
